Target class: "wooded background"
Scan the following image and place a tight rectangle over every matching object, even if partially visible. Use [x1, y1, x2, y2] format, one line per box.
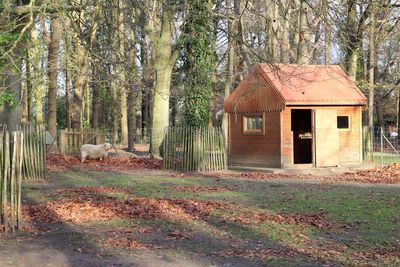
[1, 0, 399, 156]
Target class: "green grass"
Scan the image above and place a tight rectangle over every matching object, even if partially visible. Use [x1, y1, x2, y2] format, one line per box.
[23, 169, 400, 265]
[372, 152, 400, 164]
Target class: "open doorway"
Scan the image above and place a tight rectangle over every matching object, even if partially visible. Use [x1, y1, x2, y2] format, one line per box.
[291, 109, 313, 164]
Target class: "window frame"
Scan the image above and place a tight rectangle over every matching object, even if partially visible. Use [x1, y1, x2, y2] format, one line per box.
[337, 115, 351, 130]
[242, 113, 265, 136]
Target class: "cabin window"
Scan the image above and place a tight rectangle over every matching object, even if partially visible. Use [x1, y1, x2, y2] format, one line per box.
[337, 116, 350, 129]
[243, 114, 264, 135]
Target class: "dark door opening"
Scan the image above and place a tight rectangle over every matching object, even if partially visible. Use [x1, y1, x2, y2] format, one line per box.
[291, 109, 313, 164]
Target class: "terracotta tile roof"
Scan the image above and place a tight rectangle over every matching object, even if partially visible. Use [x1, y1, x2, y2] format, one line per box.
[258, 64, 367, 105]
[224, 64, 367, 113]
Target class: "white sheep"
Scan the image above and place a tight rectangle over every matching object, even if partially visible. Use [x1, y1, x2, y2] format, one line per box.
[80, 143, 112, 163]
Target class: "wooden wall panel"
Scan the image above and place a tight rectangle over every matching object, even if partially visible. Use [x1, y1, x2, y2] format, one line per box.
[314, 109, 339, 167]
[282, 106, 363, 167]
[224, 70, 285, 113]
[229, 112, 281, 167]
[280, 109, 292, 167]
[337, 106, 362, 164]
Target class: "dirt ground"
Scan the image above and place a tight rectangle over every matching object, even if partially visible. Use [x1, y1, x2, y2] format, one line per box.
[0, 155, 399, 267]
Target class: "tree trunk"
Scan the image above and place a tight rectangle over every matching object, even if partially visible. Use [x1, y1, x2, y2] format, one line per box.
[27, 57, 33, 122]
[118, 1, 128, 148]
[323, 0, 330, 65]
[296, 0, 309, 64]
[65, 67, 71, 129]
[149, 7, 179, 157]
[140, 25, 152, 137]
[347, 0, 358, 81]
[30, 26, 44, 124]
[367, 2, 375, 128]
[113, 82, 119, 144]
[21, 59, 29, 123]
[222, 0, 234, 144]
[85, 81, 90, 127]
[91, 64, 100, 129]
[269, 0, 279, 62]
[234, 0, 249, 80]
[47, 17, 62, 139]
[127, 27, 138, 152]
[1, 44, 23, 129]
[64, 16, 72, 129]
[150, 63, 174, 156]
[71, 4, 100, 129]
[278, 0, 292, 63]
[71, 42, 87, 129]
[127, 87, 137, 152]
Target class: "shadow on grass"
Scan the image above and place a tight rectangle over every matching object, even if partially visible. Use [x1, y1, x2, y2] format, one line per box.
[18, 169, 400, 266]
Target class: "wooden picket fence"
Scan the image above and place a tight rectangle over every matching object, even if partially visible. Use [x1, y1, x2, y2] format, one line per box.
[21, 124, 46, 180]
[59, 128, 106, 154]
[0, 129, 24, 233]
[163, 126, 227, 171]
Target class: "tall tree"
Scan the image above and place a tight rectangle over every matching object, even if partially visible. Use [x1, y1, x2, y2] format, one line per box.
[222, 0, 235, 142]
[70, 2, 100, 129]
[127, 28, 138, 152]
[47, 17, 62, 138]
[117, 0, 129, 147]
[367, 0, 375, 128]
[183, 0, 216, 126]
[145, 1, 181, 157]
[296, 0, 310, 64]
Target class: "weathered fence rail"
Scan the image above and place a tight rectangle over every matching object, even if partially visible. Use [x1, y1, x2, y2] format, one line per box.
[21, 124, 46, 180]
[163, 126, 227, 171]
[0, 129, 23, 233]
[59, 128, 106, 154]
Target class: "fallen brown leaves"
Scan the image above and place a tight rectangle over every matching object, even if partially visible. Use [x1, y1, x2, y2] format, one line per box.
[103, 237, 154, 250]
[213, 240, 399, 264]
[224, 211, 333, 229]
[52, 186, 129, 196]
[23, 189, 228, 224]
[337, 164, 400, 184]
[207, 164, 400, 184]
[212, 247, 297, 259]
[47, 153, 162, 173]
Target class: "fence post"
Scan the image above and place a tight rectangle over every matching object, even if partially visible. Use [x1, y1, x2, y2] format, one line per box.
[59, 129, 65, 154]
[380, 127, 384, 166]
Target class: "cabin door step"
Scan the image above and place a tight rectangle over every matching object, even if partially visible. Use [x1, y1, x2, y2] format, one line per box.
[313, 109, 339, 167]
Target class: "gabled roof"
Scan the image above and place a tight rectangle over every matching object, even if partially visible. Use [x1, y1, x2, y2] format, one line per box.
[224, 64, 367, 113]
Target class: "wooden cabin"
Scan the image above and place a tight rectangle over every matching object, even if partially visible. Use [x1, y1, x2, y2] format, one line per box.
[224, 64, 367, 168]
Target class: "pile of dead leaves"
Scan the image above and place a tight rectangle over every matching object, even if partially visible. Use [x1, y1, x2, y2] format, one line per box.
[212, 247, 297, 259]
[172, 185, 232, 193]
[225, 211, 333, 229]
[336, 164, 400, 184]
[102, 237, 154, 250]
[52, 186, 129, 196]
[46, 153, 162, 172]
[207, 164, 400, 184]
[23, 190, 229, 224]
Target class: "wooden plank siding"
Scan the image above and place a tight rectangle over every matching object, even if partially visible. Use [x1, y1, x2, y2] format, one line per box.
[229, 112, 281, 167]
[224, 69, 285, 114]
[336, 106, 363, 164]
[281, 106, 363, 167]
[280, 108, 293, 167]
